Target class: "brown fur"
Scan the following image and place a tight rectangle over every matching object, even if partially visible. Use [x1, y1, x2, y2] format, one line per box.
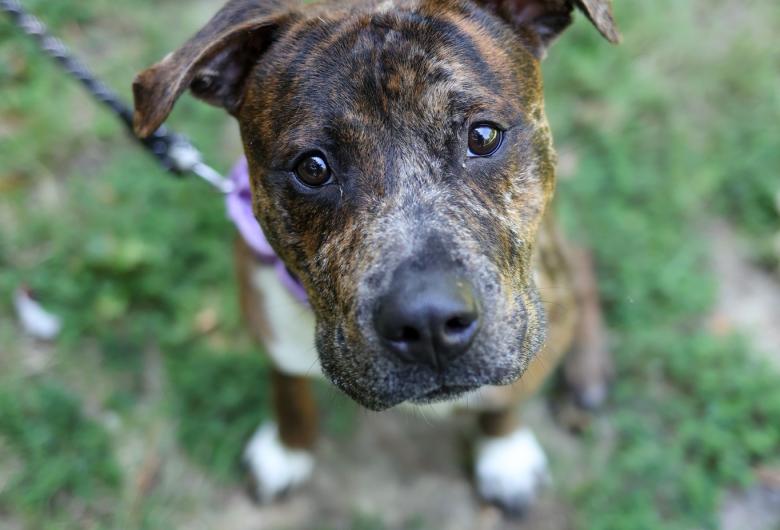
[271, 369, 319, 449]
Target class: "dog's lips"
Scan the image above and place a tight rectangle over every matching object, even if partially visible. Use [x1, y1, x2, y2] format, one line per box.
[318, 284, 539, 410]
[409, 383, 480, 404]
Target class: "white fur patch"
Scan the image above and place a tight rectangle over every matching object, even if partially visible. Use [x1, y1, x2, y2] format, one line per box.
[475, 427, 549, 511]
[243, 422, 315, 503]
[250, 265, 322, 377]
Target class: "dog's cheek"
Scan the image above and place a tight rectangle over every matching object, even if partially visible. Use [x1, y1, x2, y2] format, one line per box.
[244, 163, 343, 306]
[450, 148, 553, 371]
[493, 129, 555, 278]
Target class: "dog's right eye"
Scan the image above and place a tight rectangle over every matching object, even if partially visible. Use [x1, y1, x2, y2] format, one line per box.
[295, 154, 331, 187]
[467, 123, 503, 158]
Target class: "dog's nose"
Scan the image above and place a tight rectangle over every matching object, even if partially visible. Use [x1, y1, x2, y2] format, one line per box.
[374, 269, 480, 370]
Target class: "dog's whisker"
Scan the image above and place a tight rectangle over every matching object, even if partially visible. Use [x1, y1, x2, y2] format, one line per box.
[304, 357, 320, 378]
[416, 404, 434, 427]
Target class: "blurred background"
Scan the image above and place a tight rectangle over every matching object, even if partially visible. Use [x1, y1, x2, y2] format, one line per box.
[1, 1, 779, 529]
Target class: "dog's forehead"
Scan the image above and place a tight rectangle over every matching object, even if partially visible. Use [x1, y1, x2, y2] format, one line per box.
[245, 0, 543, 152]
[299, 5, 529, 105]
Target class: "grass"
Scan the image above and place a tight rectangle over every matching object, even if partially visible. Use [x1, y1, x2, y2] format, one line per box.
[545, 2, 780, 527]
[0, 381, 120, 519]
[1, 0, 779, 528]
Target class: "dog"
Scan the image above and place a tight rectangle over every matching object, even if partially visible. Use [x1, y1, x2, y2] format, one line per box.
[132, 0, 618, 514]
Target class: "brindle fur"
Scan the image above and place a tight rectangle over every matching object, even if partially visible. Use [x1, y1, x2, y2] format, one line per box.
[133, 0, 618, 493]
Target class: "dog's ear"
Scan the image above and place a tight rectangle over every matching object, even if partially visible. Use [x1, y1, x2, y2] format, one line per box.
[478, 0, 620, 57]
[133, 0, 296, 138]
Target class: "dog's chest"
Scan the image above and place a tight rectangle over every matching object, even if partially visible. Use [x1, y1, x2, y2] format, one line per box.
[249, 264, 322, 377]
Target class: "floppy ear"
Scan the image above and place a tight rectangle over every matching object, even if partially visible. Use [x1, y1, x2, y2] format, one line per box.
[478, 0, 620, 57]
[132, 0, 296, 138]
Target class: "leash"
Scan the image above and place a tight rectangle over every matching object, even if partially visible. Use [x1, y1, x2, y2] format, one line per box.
[1, 0, 233, 194]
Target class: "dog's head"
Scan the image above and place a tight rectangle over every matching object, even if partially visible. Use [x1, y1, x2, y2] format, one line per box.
[134, 0, 618, 410]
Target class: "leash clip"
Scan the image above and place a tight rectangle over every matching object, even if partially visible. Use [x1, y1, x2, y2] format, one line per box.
[168, 140, 234, 194]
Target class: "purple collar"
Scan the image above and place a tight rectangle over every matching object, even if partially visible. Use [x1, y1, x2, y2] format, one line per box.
[226, 158, 309, 305]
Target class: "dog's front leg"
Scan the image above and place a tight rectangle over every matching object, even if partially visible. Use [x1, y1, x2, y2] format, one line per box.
[235, 238, 319, 502]
[244, 369, 318, 503]
[474, 408, 549, 516]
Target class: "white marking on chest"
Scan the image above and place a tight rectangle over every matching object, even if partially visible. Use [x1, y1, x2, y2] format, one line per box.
[250, 265, 322, 377]
[243, 422, 315, 503]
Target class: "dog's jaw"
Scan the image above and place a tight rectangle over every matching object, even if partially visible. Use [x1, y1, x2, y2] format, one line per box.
[314, 282, 547, 411]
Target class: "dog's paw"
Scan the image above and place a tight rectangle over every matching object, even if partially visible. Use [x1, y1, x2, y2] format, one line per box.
[474, 427, 549, 516]
[243, 422, 314, 503]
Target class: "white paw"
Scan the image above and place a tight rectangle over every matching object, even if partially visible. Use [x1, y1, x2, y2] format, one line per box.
[243, 422, 314, 503]
[474, 427, 549, 515]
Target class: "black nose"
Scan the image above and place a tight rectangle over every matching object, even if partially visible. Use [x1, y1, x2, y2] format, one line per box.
[374, 267, 480, 370]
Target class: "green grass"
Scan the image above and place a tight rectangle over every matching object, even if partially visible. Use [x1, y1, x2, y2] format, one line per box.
[1, 0, 779, 528]
[0, 381, 120, 524]
[545, 1, 780, 528]
[1, 1, 261, 526]
[166, 348, 271, 479]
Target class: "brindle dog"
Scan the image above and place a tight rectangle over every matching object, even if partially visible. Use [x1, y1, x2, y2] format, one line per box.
[133, 0, 618, 514]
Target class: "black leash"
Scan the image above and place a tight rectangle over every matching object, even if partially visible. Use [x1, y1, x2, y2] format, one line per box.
[1, 0, 233, 193]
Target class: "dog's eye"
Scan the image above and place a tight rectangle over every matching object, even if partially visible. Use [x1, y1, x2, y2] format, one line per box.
[295, 154, 331, 186]
[467, 123, 503, 157]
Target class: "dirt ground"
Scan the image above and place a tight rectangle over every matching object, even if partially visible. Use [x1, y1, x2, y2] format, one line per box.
[172, 402, 578, 530]
[708, 220, 780, 369]
[708, 220, 780, 530]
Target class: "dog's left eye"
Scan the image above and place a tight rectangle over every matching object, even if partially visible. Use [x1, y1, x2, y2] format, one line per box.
[467, 123, 503, 157]
[295, 153, 331, 187]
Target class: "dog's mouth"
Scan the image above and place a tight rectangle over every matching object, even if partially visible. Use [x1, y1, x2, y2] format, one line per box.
[409, 383, 480, 404]
[315, 282, 543, 411]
